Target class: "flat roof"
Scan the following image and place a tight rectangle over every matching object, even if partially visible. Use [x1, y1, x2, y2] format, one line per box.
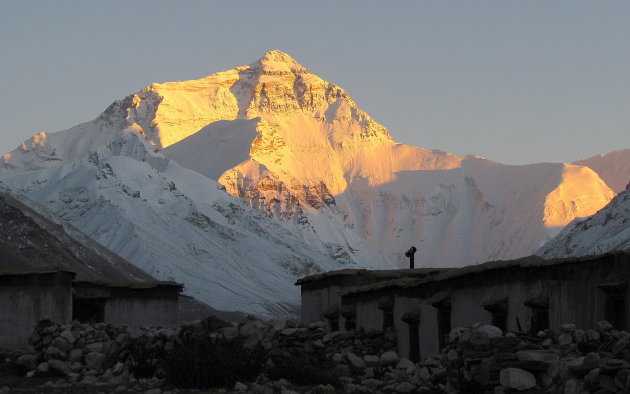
[0, 268, 76, 278]
[341, 249, 630, 297]
[74, 280, 183, 290]
[295, 267, 451, 286]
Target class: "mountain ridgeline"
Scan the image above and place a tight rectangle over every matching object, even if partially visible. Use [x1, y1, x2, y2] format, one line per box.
[0, 51, 620, 316]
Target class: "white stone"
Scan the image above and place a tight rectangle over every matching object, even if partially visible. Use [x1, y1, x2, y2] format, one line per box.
[419, 367, 431, 381]
[36, 362, 50, 376]
[564, 379, 580, 394]
[574, 329, 586, 343]
[473, 323, 503, 338]
[380, 351, 400, 366]
[17, 354, 39, 370]
[396, 358, 414, 370]
[557, 333, 572, 346]
[448, 327, 467, 342]
[346, 352, 366, 369]
[361, 378, 385, 388]
[59, 330, 76, 344]
[516, 350, 559, 364]
[84, 352, 106, 371]
[363, 355, 379, 367]
[109, 372, 128, 386]
[560, 324, 576, 333]
[587, 329, 601, 341]
[280, 327, 297, 336]
[112, 361, 125, 375]
[48, 359, 71, 375]
[307, 321, 326, 330]
[240, 319, 263, 337]
[499, 368, 536, 391]
[395, 382, 416, 393]
[69, 348, 83, 363]
[596, 321, 612, 332]
[234, 382, 248, 392]
[219, 326, 239, 341]
[84, 342, 103, 353]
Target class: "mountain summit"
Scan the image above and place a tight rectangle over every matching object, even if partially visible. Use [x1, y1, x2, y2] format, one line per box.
[0, 51, 617, 315]
[250, 50, 309, 73]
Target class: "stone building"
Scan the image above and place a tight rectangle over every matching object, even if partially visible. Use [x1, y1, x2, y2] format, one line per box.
[0, 191, 182, 349]
[296, 249, 630, 361]
[0, 268, 182, 349]
[0, 270, 74, 349]
[295, 268, 449, 332]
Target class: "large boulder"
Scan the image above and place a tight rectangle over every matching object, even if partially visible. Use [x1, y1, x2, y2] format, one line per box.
[499, 368, 536, 391]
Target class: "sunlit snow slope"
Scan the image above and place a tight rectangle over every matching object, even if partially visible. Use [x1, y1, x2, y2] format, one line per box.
[0, 51, 617, 315]
[0, 115, 388, 318]
[537, 184, 630, 258]
[572, 149, 630, 194]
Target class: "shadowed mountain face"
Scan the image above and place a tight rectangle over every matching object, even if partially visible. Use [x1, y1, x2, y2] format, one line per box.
[0, 51, 618, 316]
[0, 189, 154, 283]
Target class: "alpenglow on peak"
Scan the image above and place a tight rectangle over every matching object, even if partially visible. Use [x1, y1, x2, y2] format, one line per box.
[109, 49, 390, 149]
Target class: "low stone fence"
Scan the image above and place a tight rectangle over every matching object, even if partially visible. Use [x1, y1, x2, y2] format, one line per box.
[11, 317, 630, 393]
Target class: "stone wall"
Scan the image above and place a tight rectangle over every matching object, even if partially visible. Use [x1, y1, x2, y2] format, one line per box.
[347, 251, 630, 362]
[0, 271, 73, 349]
[14, 315, 630, 393]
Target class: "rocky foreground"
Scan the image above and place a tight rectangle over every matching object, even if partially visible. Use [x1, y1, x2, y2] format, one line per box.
[3, 317, 630, 393]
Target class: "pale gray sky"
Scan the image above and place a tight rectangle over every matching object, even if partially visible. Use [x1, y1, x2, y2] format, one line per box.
[1, 1, 628, 164]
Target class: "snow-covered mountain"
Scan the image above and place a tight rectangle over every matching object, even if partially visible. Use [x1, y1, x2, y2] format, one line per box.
[537, 184, 630, 258]
[572, 149, 630, 194]
[0, 50, 617, 314]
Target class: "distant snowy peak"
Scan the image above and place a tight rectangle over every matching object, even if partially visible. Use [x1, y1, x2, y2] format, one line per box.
[537, 183, 630, 259]
[572, 149, 630, 194]
[0, 49, 621, 308]
[139, 49, 391, 149]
